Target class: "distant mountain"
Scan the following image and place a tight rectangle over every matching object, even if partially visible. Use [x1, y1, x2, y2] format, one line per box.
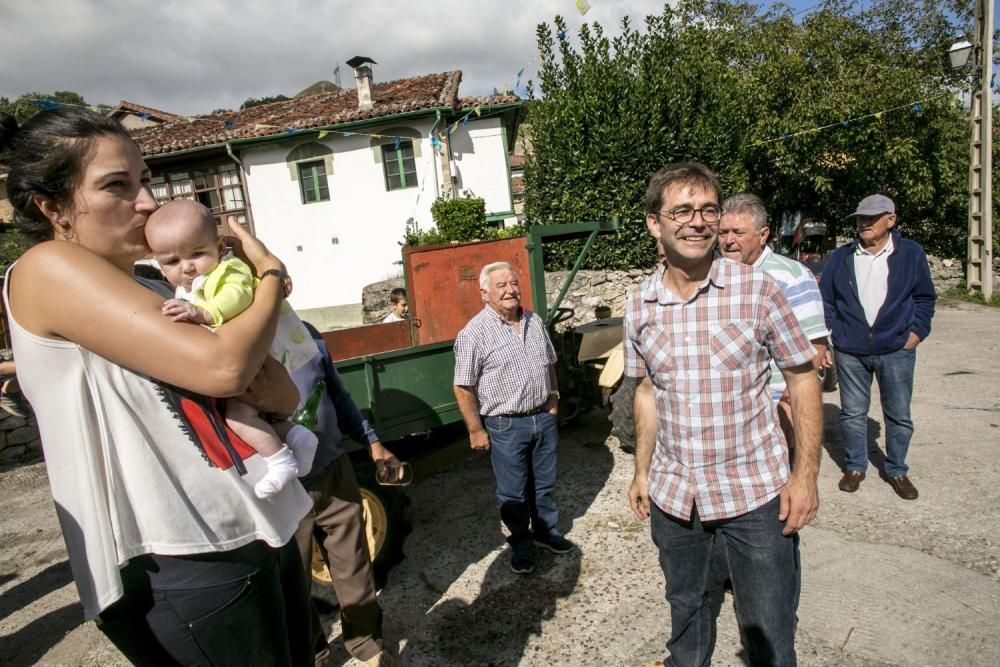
[295, 81, 341, 98]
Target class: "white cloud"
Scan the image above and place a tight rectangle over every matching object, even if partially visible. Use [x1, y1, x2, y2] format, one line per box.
[0, 0, 673, 115]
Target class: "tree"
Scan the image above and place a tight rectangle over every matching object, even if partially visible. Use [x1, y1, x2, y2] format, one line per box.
[240, 95, 290, 110]
[0, 91, 91, 124]
[527, 0, 973, 269]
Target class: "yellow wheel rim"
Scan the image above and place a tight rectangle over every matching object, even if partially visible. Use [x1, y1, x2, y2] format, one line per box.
[310, 486, 390, 586]
[360, 487, 389, 561]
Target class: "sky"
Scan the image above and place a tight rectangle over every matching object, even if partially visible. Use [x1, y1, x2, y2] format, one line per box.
[0, 0, 967, 116]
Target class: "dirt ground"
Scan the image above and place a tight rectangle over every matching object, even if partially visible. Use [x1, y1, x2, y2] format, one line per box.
[2, 299, 999, 666]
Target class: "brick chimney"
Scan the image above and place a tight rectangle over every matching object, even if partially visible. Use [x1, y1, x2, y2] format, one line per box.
[346, 56, 377, 111]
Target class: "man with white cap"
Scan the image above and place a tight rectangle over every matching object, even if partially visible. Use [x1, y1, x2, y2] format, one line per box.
[819, 194, 936, 499]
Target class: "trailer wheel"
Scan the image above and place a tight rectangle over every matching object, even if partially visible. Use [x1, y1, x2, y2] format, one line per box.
[609, 376, 637, 454]
[310, 469, 412, 609]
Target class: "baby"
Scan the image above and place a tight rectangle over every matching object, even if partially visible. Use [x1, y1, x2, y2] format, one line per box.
[145, 200, 318, 498]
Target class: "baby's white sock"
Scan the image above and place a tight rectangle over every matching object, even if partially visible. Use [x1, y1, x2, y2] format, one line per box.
[254, 446, 299, 499]
[286, 425, 319, 473]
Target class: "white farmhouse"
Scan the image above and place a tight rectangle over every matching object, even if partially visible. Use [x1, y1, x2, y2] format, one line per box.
[128, 62, 522, 324]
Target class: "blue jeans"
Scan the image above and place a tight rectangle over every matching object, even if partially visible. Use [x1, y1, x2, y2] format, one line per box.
[836, 348, 916, 477]
[485, 411, 561, 550]
[651, 497, 797, 667]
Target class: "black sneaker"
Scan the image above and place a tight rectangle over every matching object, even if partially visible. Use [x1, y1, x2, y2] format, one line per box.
[534, 534, 575, 554]
[510, 551, 534, 574]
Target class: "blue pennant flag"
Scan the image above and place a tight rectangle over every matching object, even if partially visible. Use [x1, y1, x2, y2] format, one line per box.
[841, 121, 849, 127]
[139, 112, 150, 120]
[912, 102, 922, 114]
[431, 136, 442, 151]
[557, 30, 567, 41]
[394, 136, 401, 150]
[286, 127, 296, 135]
[223, 120, 236, 129]
[342, 131, 355, 137]
[462, 114, 469, 127]
[31, 99, 61, 110]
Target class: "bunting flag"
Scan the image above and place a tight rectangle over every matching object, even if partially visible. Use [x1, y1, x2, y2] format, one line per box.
[139, 112, 150, 120]
[576, 0, 591, 16]
[474, 105, 482, 117]
[747, 91, 950, 148]
[223, 120, 236, 129]
[557, 30, 567, 41]
[431, 136, 442, 152]
[30, 99, 61, 110]
[394, 135, 401, 150]
[317, 130, 329, 139]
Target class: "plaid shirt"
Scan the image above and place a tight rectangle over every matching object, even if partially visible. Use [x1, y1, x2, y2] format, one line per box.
[624, 258, 815, 521]
[454, 306, 556, 417]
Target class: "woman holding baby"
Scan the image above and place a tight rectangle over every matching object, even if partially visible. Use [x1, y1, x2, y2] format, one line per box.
[1, 106, 313, 665]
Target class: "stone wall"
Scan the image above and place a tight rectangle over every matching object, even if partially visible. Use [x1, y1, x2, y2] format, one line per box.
[0, 410, 42, 465]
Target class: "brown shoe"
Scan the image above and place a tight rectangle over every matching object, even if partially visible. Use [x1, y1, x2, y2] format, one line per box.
[885, 474, 918, 500]
[838, 471, 866, 493]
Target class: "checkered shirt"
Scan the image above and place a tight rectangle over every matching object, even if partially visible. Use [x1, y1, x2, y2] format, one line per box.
[454, 306, 557, 417]
[753, 247, 829, 401]
[623, 258, 816, 521]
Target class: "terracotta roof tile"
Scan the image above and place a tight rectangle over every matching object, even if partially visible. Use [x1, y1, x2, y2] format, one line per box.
[108, 100, 184, 122]
[132, 71, 466, 158]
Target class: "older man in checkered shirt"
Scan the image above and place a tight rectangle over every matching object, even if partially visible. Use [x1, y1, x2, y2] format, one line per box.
[626, 163, 822, 666]
[453, 261, 572, 575]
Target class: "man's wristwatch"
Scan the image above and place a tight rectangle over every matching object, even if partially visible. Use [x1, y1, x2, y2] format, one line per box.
[549, 390, 561, 401]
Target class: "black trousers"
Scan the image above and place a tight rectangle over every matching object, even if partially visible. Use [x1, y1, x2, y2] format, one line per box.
[97, 540, 312, 666]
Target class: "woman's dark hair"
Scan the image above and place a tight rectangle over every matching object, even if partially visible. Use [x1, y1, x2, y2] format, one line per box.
[0, 107, 134, 242]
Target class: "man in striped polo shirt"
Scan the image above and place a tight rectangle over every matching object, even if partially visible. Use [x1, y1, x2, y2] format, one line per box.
[453, 262, 573, 575]
[626, 163, 822, 665]
[719, 194, 831, 429]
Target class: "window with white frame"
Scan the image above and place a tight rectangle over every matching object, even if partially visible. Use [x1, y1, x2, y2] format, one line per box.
[149, 163, 248, 226]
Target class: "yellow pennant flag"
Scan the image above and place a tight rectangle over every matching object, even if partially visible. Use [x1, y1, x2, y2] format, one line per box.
[317, 130, 329, 139]
[474, 105, 482, 117]
[186, 117, 196, 124]
[576, 0, 591, 16]
[874, 112, 883, 120]
[254, 123, 270, 131]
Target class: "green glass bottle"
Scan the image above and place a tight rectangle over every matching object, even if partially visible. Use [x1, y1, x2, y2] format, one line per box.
[291, 380, 326, 431]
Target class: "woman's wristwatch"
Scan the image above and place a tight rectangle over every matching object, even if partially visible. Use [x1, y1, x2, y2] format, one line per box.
[259, 268, 291, 292]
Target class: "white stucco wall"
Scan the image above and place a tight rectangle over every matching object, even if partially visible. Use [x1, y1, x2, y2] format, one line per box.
[241, 115, 514, 310]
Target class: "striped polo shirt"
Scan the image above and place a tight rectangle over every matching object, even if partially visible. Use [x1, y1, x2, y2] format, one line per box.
[454, 306, 557, 417]
[753, 247, 829, 400]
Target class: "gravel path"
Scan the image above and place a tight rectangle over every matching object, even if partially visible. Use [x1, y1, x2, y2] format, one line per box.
[2, 299, 998, 666]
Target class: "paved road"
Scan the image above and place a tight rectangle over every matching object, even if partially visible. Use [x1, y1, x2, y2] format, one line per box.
[1, 300, 998, 666]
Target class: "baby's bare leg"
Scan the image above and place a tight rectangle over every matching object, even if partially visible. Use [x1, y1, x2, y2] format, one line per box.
[226, 398, 298, 499]
[226, 398, 283, 457]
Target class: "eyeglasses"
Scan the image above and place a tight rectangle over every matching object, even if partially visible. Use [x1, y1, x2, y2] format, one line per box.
[655, 205, 723, 226]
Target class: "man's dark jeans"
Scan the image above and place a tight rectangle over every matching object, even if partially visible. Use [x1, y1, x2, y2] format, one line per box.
[651, 496, 797, 667]
[485, 411, 561, 552]
[836, 347, 916, 477]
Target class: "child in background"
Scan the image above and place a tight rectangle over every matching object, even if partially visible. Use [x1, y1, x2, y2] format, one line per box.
[382, 287, 408, 323]
[145, 200, 318, 498]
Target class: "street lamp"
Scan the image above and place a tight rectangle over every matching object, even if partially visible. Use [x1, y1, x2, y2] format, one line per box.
[948, 39, 973, 70]
[950, 7, 993, 301]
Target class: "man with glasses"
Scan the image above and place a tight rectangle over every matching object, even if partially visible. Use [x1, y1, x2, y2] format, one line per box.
[819, 194, 936, 499]
[625, 163, 822, 665]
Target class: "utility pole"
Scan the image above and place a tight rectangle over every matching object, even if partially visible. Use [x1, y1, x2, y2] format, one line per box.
[967, 0, 994, 299]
